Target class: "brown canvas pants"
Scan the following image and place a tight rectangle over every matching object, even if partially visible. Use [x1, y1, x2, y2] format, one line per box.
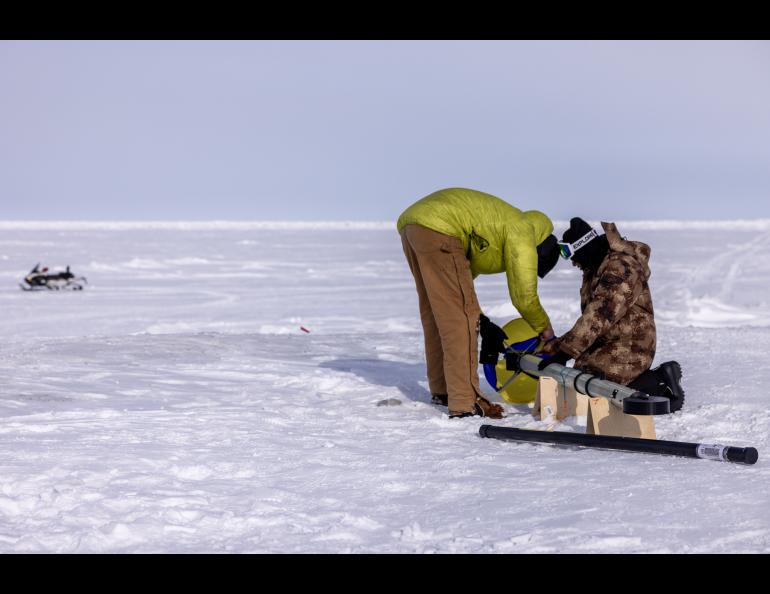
[400, 224, 483, 415]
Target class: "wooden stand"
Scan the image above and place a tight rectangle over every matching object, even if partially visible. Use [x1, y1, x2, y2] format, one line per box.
[533, 376, 655, 439]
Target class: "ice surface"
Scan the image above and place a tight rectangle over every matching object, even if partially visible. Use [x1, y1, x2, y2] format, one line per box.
[1, 223, 769, 553]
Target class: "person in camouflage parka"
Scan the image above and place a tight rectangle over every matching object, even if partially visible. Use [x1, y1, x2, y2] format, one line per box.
[544, 219, 656, 385]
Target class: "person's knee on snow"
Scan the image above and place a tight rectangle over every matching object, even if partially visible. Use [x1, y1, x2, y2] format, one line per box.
[556, 217, 685, 412]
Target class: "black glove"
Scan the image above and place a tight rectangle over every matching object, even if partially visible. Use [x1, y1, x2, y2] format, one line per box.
[479, 314, 508, 365]
[537, 349, 572, 371]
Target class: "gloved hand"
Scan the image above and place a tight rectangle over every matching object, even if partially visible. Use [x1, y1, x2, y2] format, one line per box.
[479, 314, 508, 365]
[539, 337, 561, 356]
[539, 324, 555, 342]
[537, 349, 572, 371]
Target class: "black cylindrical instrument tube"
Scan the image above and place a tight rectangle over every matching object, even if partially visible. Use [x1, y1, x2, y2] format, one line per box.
[479, 425, 758, 465]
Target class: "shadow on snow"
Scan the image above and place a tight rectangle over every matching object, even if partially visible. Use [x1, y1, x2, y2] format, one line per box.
[319, 358, 432, 404]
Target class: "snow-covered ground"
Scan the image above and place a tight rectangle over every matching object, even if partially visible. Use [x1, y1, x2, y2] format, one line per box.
[1, 221, 769, 553]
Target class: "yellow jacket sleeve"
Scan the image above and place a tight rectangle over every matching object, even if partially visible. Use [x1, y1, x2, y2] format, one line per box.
[504, 229, 551, 333]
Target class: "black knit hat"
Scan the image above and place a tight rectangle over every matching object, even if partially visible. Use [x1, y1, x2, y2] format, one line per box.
[536, 234, 560, 279]
[561, 217, 595, 246]
[561, 217, 607, 269]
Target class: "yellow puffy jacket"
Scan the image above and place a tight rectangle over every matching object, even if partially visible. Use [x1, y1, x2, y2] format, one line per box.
[397, 187, 553, 333]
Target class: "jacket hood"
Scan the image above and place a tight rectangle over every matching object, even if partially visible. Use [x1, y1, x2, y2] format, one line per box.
[601, 222, 651, 280]
[522, 210, 554, 246]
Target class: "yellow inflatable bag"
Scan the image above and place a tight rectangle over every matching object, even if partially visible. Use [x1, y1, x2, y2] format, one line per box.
[482, 317, 543, 404]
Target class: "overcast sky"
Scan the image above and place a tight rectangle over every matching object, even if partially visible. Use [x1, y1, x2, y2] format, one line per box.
[1, 40, 768, 221]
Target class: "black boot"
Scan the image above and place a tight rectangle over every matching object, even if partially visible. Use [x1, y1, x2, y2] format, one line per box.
[628, 362, 685, 413]
[657, 361, 685, 413]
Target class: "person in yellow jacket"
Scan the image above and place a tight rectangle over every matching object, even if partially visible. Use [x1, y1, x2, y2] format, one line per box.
[397, 187, 560, 418]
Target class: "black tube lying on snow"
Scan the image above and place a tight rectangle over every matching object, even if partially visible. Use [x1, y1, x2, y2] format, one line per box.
[479, 425, 758, 465]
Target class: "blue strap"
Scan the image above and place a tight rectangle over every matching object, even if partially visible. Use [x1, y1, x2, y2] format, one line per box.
[507, 337, 539, 353]
[483, 363, 498, 389]
[483, 336, 560, 392]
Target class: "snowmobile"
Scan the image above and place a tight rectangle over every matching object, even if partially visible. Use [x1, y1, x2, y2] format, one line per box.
[20, 264, 88, 291]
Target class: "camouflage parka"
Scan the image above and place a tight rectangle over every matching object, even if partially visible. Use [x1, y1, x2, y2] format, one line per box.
[558, 222, 656, 385]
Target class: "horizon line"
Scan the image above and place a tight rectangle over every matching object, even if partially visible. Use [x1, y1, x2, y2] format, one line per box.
[3, 219, 770, 231]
